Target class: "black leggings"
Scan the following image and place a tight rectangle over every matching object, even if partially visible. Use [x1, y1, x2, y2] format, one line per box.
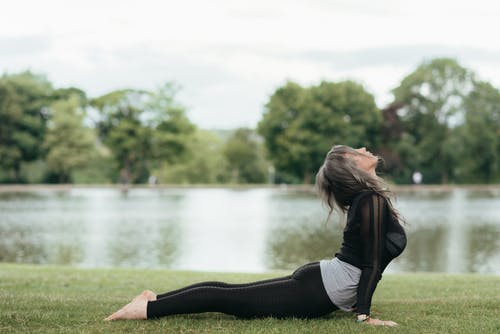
[147, 262, 338, 319]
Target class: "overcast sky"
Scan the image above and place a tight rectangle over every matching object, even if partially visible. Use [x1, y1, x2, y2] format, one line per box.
[1, 0, 500, 129]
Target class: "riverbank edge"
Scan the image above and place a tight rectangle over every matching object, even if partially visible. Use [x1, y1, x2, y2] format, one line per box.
[1, 261, 499, 277]
[1, 183, 499, 192]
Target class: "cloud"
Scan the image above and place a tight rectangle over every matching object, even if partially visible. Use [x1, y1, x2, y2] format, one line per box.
[2, 1, 500, 129]
[79, 44, 263, 129]
[0, 35, 52, 57]
[297, 45, 500, 70]
[84, 44, 240, 91]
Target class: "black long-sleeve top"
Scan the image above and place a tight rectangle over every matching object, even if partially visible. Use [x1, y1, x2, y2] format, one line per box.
[335, 191, 407, 315]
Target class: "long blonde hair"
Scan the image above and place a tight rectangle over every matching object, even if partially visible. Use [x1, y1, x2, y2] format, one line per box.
[315, 145, 404, 224]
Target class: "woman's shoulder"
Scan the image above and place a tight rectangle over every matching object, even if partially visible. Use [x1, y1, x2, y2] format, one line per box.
[352, 190, 385, 203]
[349, 190, 388, 213]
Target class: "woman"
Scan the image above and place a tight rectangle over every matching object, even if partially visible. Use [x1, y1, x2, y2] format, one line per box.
[105, 145, 407, 326]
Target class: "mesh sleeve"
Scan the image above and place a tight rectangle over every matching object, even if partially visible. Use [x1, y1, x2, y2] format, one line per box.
[355, 193, 387, 315]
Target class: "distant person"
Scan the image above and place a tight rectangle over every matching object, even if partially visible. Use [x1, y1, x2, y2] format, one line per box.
[105, 145, 407, 326]
[148, 175, 158, 187]
[412, 171, 423, 184]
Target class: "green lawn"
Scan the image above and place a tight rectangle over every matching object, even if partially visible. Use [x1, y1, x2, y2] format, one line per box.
[0, 264, 499, 334]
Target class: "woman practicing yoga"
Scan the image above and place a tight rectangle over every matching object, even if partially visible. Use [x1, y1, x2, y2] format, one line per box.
[105, 145, 407, 326]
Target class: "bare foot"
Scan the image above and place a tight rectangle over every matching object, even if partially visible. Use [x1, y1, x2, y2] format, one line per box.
[104, 294, 148, 321]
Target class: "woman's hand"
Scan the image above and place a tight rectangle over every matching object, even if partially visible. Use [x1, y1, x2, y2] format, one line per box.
[357, 314, 398, 326]
[365, 317, 398, 327]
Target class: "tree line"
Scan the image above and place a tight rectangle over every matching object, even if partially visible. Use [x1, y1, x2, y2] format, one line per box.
[0, 58, 499, 185]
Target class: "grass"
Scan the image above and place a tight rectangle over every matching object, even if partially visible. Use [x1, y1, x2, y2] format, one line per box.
[0, 264, 499, 334]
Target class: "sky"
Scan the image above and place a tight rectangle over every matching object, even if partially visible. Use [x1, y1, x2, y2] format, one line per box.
[1, 0, 500, 129]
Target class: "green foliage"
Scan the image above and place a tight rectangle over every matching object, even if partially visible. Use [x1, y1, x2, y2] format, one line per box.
[390, 58, 476, 183]
[223, 128, 268, 183]
[91, 84, 195, 184]
[153, 129, 228, 184]
[386, 58, 500, 184]
[18, 160, 48, 183]
[459, 81, 500, 182]
[91, 89, 150, 183]
[43, 95, 97, 183]
[153, 128, 269, 184]
[52, 87, 88, 104]
[1, 62, 500, 185]
[148, 84, 196, 166]
[0, 71, 53, 182]
[71, 152, 116, 184]
[258, 81, 380, 183]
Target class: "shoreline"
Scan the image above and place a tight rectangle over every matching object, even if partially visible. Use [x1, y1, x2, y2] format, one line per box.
[1, 261, 499, 275]
[1, 261, 498, 276]
[0, 183, 499, 193]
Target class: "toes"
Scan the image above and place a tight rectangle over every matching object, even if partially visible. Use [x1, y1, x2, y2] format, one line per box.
[104, 294, 149, 321]
[104, 311, 118, 321]
[104, 304, 129, 321]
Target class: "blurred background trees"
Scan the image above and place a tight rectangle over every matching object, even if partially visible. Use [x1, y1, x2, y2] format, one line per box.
[89, 84, 196, 184]
[43, 94, 96, 183]
[223, 128, 267, 183]
[388, 58, 475, 183]
[383, 58, 499, 184]
[460, 81, 500, 183]
[258, 80, 380, 183]
[0, 58, 499, 185]
[0, 71, 53, 182]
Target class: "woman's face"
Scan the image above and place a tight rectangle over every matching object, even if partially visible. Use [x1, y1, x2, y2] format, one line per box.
[350, 147, 378, 175]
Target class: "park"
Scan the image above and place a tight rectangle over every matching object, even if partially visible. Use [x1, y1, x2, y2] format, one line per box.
[1, 1, 500, 333]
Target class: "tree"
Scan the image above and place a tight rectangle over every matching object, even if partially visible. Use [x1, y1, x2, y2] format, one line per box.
[223, 128, 268, 183]
[91, 83, 195, 184]
[391, 58, 475, 183]
[258, 80, 380, 183]
[43, 95, 97, 183]
[147, 83, 196, 167]
[0, 71, 53, 182]
[153, 129, 227, 184]
[460, 81, 500, 182]
[91, 89, 152, 183]
[0, 82, 22, 181]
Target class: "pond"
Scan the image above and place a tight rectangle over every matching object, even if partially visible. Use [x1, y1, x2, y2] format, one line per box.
[0, 187, 499, 274]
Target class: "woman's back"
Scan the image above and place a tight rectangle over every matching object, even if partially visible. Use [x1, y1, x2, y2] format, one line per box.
[336, 191, 406, 271]
[334, 191, 407, 315]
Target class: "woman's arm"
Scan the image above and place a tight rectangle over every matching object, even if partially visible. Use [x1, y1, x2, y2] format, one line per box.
[355, 193, 385, 315]
[355, 193, 397, 326]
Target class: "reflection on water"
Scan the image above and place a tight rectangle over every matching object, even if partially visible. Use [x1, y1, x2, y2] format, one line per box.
[0, 187, 499, 273]
[0, 223, 85, 265]
[466, 224, 499, 272]
[396, 225, 448, 272]
[0, 222, 48, 263]
[266, 221, 343, 270]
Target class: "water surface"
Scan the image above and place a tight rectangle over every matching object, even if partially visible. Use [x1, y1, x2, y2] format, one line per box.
[0, 187, 499, 273]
